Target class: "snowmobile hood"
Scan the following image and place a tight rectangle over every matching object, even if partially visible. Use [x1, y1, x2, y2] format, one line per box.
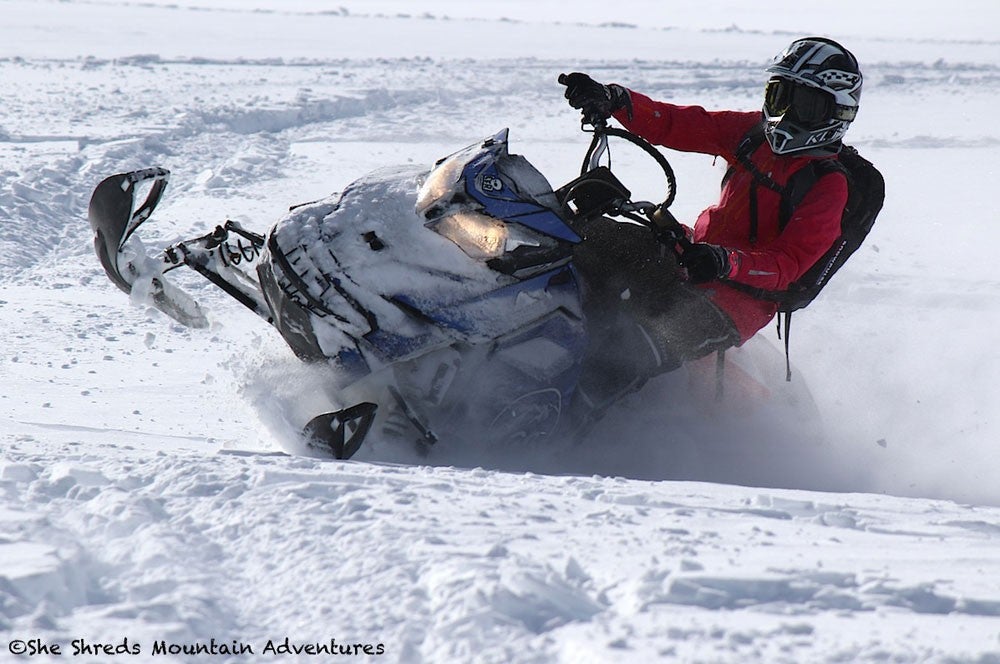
[263, 134, 582, 366]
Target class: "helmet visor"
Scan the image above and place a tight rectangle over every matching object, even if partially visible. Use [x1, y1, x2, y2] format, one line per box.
[764, 78, 836, 127]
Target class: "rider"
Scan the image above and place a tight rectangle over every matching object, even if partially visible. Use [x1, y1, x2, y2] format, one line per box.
[561, 37, 863, 415]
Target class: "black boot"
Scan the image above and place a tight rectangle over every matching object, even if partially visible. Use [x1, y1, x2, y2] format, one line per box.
[564, 320, 680, 436]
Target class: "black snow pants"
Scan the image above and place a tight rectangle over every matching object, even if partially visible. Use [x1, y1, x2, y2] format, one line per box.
[570, 217, 740, 413]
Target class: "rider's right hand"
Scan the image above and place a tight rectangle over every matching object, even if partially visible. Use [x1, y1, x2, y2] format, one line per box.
[559, 72, 632, 124]
[679, 242, 735, 284]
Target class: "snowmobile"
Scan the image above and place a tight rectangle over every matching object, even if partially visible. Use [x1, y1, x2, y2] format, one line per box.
[87, 118, 782, 459]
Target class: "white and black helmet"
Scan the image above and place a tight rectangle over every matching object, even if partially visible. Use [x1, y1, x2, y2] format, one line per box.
[762, 37, 862, 155]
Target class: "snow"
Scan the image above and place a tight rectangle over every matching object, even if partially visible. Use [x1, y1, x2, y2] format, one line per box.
[2, 0, 1000, 661]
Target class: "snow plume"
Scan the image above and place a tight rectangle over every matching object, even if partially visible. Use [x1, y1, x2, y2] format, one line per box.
[818, 328, 1000, 507]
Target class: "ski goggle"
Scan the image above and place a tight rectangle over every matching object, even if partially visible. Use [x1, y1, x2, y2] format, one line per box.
[764, 78, 850, 126]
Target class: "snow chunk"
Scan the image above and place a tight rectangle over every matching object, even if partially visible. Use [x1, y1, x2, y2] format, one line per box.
[0, 542, 91, 616]
[50, 462, 110, 487]
[1, 462, 38, 483]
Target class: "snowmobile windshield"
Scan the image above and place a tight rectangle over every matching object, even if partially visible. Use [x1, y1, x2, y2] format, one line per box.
[415, 140, 486, 218]
[414, 130, 575, 271]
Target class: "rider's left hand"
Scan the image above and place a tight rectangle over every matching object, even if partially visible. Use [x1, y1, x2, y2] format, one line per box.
[559, 72, 632, 124]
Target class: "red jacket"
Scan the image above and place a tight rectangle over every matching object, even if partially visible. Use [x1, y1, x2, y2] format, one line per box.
[613, 90, 848, 343]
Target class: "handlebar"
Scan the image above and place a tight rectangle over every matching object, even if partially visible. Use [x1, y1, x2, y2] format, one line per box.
[579, 119, 676, 211]
[578, 119, 685, 247]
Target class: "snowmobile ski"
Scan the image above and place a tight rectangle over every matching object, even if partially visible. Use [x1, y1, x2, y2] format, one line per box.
[302, 402, 378, 459]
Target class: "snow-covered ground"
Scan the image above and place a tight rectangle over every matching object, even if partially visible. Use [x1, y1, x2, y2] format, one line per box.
[2, 1, 1000, 661]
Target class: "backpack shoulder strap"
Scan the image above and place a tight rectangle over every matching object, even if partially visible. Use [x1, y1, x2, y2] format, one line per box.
[736, 123, 767, 163]
[778, 156, 847, 232]
[721, 123, 768, 190]
[725, 124, 788, 243]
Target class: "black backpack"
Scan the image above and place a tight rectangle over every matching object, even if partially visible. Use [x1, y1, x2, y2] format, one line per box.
[723, 125, 885, 378]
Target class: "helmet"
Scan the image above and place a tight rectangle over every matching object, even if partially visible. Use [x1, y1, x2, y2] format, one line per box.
[762, 37, 862, 155]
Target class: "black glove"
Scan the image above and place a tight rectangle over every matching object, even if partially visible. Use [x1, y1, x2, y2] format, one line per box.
[559, 72, 632, 124]
[679, 243, 732, 284]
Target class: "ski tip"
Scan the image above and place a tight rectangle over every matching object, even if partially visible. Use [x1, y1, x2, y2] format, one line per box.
[87, 168, 171, 293]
